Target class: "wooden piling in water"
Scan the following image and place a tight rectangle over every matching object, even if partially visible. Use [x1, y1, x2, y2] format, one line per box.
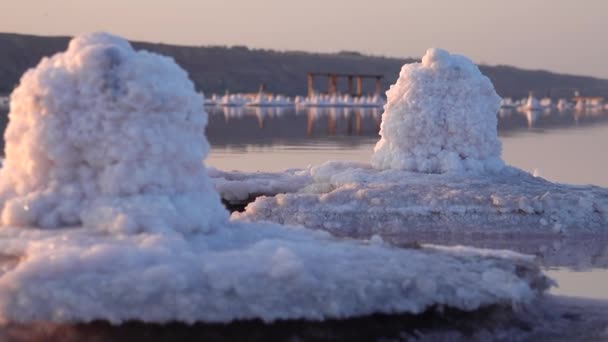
[306, 72, 384, 97]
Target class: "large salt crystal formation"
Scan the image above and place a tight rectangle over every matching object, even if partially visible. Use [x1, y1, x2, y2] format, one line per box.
[371, 48, 504, 173]
[0, 33, 227, 233]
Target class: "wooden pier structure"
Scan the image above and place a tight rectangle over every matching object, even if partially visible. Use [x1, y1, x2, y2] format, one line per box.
[307, 72, 383, 97]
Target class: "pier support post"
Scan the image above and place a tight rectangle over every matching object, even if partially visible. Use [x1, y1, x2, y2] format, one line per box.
[327, 110, 336, 134]
[307, 73, 383, 98]
[375, 76, 382, 96]
[308, 73, 314, 97]
[328, 74, 338, 95]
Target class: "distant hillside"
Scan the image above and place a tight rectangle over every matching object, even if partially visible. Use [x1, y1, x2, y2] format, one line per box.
[1, 32, 608, 99]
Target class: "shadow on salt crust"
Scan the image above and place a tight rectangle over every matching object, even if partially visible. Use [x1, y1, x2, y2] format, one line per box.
[0, 33, 550, 324]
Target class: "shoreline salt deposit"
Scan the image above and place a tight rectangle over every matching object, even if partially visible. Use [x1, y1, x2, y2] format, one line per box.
[0, 34, 549, 324]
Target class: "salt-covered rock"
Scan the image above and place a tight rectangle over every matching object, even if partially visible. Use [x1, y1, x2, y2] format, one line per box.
[371, 48, 503, 173]
[0, 33, 228, 234]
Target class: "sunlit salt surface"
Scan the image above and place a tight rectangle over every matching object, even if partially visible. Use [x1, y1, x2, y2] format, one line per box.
[0, 41, 606, 339]
[0, 35, 556, 330]
[371, 48, 503, 173]
[0, 32, 227, 233]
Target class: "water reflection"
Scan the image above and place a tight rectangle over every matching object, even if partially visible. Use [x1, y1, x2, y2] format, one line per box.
[304, 107, 381, 136]
[0, 104, 606, 337]
[0, 107, 606, 149]
[206, 107, 383, 147]
[384, 233, 608, 300]
[207, 106, 608, 147]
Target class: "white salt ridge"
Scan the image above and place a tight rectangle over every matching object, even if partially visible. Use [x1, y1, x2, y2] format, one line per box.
[371, 48, 504, 173]
[235, 161, 608, 235]
[247, 93, 293, 107]
[0, 33, 228, 234]
[204, 93, 294, 107]
[211, 165, 608, 264]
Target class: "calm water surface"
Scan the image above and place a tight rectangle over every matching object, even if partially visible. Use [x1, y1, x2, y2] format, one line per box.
[206, 106, 608, 302]
[0, 106, 606, 340]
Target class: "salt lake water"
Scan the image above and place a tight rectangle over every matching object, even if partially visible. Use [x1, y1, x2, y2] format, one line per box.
[205, 106, 608, 303]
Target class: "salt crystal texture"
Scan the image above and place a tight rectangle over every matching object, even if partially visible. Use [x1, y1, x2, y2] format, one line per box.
[0, 36, 551, 324]
[0, 224, 551, 324]
[0, 33, 227, 234]
[235, 161, 608, 236]
[371, 48, 504, 173]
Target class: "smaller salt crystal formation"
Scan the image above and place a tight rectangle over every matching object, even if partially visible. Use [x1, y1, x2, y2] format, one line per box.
[0, 33, 228, 233]
[371, 48, 504, 173]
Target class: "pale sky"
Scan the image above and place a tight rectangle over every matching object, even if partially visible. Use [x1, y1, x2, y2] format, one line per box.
[1, 0, 606, 78]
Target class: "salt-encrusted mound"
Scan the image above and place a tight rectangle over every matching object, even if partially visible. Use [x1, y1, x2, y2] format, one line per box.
[0, 224, 550, 324]
[371, 48, 503, 173]
[235, 161, 608, 236]
[0, 33, 227, 234]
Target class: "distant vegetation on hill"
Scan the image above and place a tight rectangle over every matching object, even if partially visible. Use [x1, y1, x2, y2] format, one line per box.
[1, 32, 608, 99]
